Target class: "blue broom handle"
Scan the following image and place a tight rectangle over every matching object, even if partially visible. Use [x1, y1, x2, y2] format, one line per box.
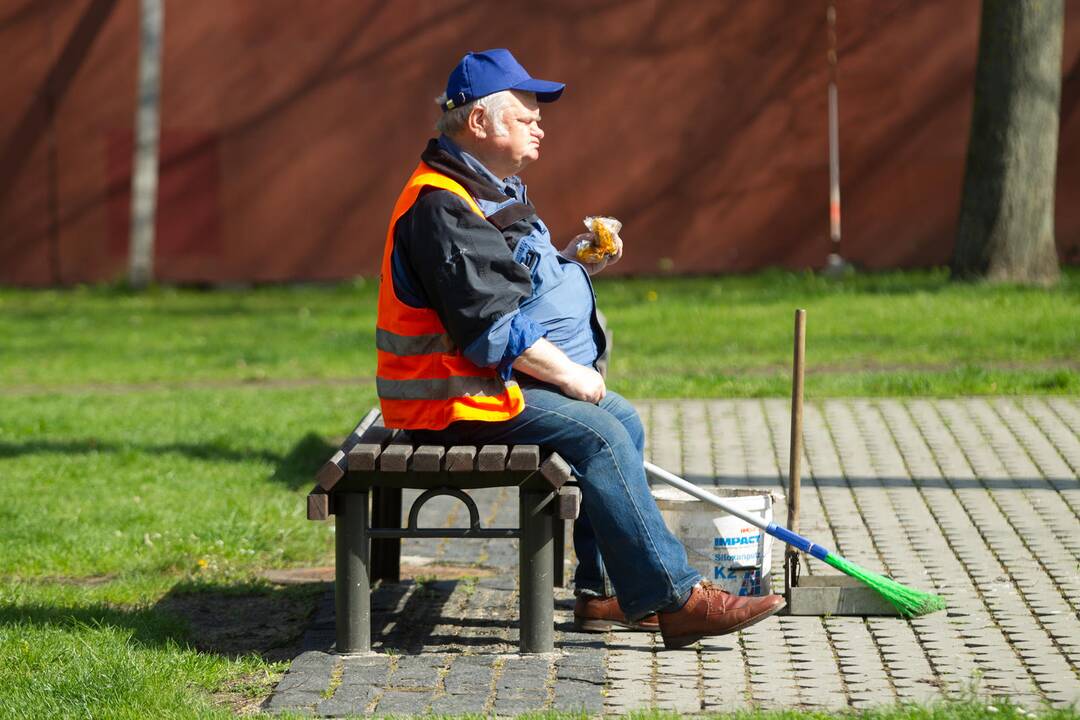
[644, 460, 831, 561]
[765, 523, 830, 560]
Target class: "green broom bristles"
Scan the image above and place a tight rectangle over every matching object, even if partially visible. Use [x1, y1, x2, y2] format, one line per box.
[822, 551, 946, 618]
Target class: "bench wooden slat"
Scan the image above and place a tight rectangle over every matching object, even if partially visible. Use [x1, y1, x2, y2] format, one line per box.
[477, 445, 508, 472]
[347, 426, 398, 472]
[379, 444, 413, 472]
[314, 452, 347, 490]
[348, 440, 387, 471]
[411, 445, 445, 472]
[307, 488, 330, 521]
[540, 452, 572, 489]
[507, 445, 540, 471]
[314, 408, 382, 489]
[446, 445, 477, 472]
[556, 486, 581, 520]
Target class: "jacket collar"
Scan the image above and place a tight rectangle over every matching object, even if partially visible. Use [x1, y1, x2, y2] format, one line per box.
[420, 137, 508, 203]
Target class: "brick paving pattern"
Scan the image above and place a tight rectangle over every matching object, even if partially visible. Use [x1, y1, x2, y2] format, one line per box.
[268, 397, 1080, 716]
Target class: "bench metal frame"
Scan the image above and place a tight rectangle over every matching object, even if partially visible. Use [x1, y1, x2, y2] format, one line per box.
[307, 409, 579, 655]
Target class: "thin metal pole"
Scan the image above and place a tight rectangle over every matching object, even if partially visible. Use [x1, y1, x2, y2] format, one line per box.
[128, 0, 163, 288]
[787, 309, 806, 534]
[825, 0, 845, 273]
[784, 310, 807, 594]
[828, 82, 841, 246]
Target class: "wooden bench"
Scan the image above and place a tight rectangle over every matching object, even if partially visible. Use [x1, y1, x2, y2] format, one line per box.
[307, 408, 581, 655]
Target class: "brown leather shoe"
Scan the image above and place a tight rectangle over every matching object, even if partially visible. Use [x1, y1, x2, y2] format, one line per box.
[658, 582, 786, 649]
[574, 596, 660, 633]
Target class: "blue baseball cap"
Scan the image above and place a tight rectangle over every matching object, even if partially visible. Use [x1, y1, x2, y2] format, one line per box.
[442, 49, 564, 112]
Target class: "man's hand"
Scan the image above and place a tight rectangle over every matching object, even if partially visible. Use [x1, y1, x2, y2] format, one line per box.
[559, 363, 607, 403]
[561, 231, 624, 275]
[512, 337, 606, 404]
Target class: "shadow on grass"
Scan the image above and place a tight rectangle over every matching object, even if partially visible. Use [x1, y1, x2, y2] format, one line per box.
[268, 432, 338, 490]
[0, 432, 338, 491]
[0, 438, 280, 464]
[0, 579, 327, 662]
[0, 574, 516, 661]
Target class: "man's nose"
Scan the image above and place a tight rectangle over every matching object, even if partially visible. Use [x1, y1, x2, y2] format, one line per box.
[534, 125, 544, 140]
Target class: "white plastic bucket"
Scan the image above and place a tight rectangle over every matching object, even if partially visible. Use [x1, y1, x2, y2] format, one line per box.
[652, 486, 776, 596]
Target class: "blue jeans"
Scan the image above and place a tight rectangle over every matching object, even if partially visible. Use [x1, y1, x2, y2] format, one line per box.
[411, 383, 701, 619]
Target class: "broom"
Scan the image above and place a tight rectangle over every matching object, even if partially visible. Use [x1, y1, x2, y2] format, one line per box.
[643, 310, 945, 619]
[645, 460, 945, 618]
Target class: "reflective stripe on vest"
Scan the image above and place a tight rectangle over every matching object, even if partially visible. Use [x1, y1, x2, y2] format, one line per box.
[375, 327, 454, 356]
[377, 375, 517, 401]
[375, 162, 525, 430]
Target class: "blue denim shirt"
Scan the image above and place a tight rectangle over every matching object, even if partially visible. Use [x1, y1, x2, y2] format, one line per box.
[439, 136, 601, 373]
[394, 135, 600, 378]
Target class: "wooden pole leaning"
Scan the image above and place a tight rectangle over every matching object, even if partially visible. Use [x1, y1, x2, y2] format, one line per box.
[784, 309, 807, 598]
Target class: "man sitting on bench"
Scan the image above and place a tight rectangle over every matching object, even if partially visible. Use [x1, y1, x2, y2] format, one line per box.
[374, 48, 785, 649]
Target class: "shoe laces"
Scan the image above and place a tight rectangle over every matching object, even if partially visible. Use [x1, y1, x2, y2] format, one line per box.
[698, 580, 730, 594]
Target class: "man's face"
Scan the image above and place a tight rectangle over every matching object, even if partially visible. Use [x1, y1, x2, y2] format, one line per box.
[481, 92, 544, 175]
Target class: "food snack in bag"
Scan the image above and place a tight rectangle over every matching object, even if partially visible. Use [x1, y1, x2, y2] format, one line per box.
[576, 216, 622, 263]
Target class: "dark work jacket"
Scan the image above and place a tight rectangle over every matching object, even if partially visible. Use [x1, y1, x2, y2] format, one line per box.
[390, 140, 536, 352]
[392, 139, 606, 368]
[393, 139, 535, 354]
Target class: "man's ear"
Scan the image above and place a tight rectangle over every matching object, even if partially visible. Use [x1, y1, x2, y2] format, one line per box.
[466, 105, 488, 139]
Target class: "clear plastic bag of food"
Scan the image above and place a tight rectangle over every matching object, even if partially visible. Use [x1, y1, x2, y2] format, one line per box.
[576, 216, 622, 263]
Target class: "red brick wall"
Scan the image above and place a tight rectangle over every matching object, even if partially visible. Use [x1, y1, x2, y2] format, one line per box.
[2, 0, 1078, 285]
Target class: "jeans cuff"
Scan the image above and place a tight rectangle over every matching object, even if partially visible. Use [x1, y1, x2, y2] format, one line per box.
[621, 571, 702, 621]
[659, 587, 694, 613]
[574, 587, 605, 598]
[574, 571, 615, 598]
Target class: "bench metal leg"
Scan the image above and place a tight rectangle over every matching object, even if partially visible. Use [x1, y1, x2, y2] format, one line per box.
[335, 491, 371, 654]
[552, 516, 565, 588]
[371, 487, 401, 583]
[518, 487, 554, 653]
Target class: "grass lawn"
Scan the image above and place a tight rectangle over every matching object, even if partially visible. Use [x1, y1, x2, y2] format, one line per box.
[0, 269, 1077, 717]
[0, 268, 1076, 397]
[0, 386, 355, 718]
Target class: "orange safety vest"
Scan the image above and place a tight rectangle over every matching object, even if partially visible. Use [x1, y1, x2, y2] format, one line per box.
[376, 162, 525, 430]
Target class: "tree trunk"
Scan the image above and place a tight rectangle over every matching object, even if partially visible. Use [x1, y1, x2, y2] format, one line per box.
[128, 0, 164, 289]
[952, 0, 1064, 285]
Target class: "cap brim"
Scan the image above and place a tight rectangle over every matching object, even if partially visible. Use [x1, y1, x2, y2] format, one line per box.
[510, 78, 565, 103]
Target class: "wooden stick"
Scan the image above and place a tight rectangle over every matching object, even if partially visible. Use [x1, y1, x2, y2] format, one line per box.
[785, 310, 807, 570]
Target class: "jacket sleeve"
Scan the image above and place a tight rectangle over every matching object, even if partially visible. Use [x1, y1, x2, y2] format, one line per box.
[464, 310, 547, 379]
[393, 188, 533, 351]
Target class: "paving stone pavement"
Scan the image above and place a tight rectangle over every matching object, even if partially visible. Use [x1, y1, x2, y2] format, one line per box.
[268, 397, 1080, 716]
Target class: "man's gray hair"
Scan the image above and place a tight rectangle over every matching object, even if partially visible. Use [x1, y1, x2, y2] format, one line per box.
[434, 90, 516, 137]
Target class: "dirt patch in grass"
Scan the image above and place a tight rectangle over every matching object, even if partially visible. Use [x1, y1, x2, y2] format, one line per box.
[158, 586, 320, 663]
[0, 376, 375, 397]
[259, 562, 496, 585]
[158, 563, 494, 661]
[10, 573, 117, 586]
[213, 668, 284, 716]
